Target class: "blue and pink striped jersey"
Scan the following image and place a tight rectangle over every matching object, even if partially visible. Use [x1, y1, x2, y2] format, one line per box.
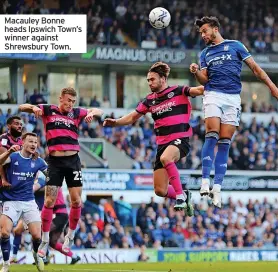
[136, 85, 192, 145]
[38, 104, 88, 152]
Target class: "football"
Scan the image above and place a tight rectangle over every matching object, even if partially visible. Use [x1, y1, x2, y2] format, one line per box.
[149, 7, 171, 29]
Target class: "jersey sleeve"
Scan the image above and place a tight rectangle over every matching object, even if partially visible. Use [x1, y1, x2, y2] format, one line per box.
[135, 99, 149, 115]
[199, 49, 208, 70]
[182, 86, 191, 96]
[76, 107, 88, 125]
[38, 158, 47, 172]
[0, 136, 8, 149]
[236, 41, 251, 61]
[37, 176, 46, 188]
[38, 104, 51, 116]
[79, 107, 88, 118]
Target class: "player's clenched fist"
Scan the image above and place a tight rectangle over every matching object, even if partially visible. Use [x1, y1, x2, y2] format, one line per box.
[190, 63, 199, 74]
[8, 145, 21, 153]
[103, 118, 117, 127]
[32, 106, 43, 118]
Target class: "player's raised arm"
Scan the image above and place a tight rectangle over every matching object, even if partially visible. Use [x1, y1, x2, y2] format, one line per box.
[244, 57, 278, 100]
[19, 104, 43, 118]
[190, 63, 209, 85]
[103, 111, 142, 127]
[84, 108, 104, 123]
[0, 145, 20, 165]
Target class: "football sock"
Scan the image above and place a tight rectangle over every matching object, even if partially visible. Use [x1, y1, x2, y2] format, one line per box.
[68, 206, 81, 239]
[12, 234, 21, 256]
[202, 131, 219, 178]
[1, 237, 10, 262]
[164, 162, 183, 195]
[41, 205, 54, 242]
[53, 242, 73, 257]
[214, 138, 231, 186]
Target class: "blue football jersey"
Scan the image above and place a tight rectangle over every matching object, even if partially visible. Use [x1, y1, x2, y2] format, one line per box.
[2, 151, 47, 201]
[199, 40, 251, 94]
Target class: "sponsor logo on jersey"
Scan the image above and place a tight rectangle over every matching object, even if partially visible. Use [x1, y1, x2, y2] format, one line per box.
[168, 92, 174, 98]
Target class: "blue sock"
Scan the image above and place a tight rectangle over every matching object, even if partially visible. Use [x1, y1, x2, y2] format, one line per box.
[1, 237, 11, 262]
[201, 131, 219, 178]
[13, 234, 22, 256]
[32, 239, 41, 253]
[214, 138, 231, 185]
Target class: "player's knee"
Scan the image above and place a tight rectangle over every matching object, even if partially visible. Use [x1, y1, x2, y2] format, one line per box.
[71, 198, 81, 207]
[1, 230, 10, 239]
[154, 185, 166, 197]
[160, 154, 173, 167]
[14, 228, 23, 236]
[44, 197, 55, 208]
[32, 232, 41, 241]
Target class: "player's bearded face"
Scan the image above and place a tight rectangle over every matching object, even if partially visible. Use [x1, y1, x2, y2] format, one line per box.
[10, 121, 23, 138]
[200, 24, 217, 45]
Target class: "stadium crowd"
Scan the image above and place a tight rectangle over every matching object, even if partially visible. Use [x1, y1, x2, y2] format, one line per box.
[17, 195, 278, 251]
[0, 107, 278, 171]
[2, 0, 278, 53]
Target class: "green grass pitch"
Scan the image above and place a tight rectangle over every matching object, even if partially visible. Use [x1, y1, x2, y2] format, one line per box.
[6, 261, 278, 272]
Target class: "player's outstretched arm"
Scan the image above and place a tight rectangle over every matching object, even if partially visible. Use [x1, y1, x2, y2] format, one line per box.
[84, 108, 104, 123]
[87, 108, 104, 116]
[0, 145, 20, 165]
[19, 104, 43, 118]
[103, 111, 142, 127]
[189, 85, 204, 97]
[245, 57, 278, 100]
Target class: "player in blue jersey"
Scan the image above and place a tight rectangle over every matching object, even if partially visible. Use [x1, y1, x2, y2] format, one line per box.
[190, 16, 278, 208]
[0, 132, 47, 272]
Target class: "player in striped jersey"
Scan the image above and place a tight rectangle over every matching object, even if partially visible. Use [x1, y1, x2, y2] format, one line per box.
[104, 62, 204, 214]
[19, 88, 103, 257]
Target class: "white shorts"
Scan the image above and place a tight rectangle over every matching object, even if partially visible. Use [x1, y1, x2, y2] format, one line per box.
[203, 91, 241, 126]
[2, 200, 41, 226]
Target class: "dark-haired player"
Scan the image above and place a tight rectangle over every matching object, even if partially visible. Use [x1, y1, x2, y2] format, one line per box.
[104, 62, 204, 214]
[0, 116, 23, 188]
[0, 116, 24, 264]
[190, 16, 278, 207]
[19, 87, 103, 257]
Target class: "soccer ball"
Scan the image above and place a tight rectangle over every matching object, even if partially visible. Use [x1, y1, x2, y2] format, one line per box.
[149, 7, 171, 29]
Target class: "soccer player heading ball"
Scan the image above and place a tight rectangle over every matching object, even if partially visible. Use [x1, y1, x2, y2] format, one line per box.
[104, 62, 204, 214]
[190, 16, 278, 208]
[19, 87, 103, 257]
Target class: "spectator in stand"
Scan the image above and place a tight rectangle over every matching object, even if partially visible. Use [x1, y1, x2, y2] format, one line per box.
[101, 96, 111, 108]
[79, 97, 87, 107]
[2, 0, 278, 52]
[23, 89, 30, 103]
[29, 89, 45, 105]
[4, 92, 16, 104]
[90, 95, 101, 107]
